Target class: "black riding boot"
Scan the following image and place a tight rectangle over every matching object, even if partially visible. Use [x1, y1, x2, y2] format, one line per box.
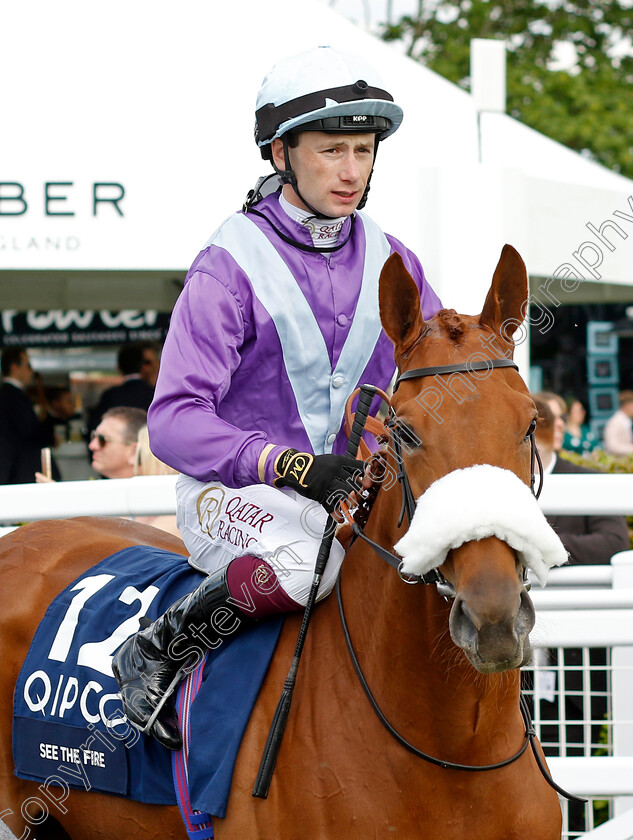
[112, 565, 250, 751]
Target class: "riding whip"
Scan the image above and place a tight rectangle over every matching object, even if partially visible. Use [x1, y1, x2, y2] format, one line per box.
[252, 383, 377, 799]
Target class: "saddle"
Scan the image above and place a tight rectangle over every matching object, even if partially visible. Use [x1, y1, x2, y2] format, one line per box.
[13, 545, 283, 819]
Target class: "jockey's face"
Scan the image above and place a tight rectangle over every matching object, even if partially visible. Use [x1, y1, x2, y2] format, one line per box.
[272, 131, 375, 218]
[89, 415, 138, 479]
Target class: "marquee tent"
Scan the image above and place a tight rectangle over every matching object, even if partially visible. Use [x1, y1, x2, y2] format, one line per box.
[2, 0, 632, 331]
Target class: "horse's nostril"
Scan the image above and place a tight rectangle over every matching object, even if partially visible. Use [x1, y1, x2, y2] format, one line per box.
[516, 587, 536, 637]
[449, 596, 478, 650]
[458, 596, 481, 631]
[476, 620, 520, 664]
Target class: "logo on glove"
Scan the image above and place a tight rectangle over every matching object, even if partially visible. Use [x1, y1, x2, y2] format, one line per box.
[274, 448, 314, 488]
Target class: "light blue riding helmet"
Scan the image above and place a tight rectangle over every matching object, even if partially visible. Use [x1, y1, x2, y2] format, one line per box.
[252, 47, 404, 215]
[254, 46, 404, 159]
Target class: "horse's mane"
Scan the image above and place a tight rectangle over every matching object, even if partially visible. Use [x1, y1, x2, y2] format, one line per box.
[436, 309, 466, 343]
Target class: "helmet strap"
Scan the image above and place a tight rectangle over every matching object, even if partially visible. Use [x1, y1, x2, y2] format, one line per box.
[356, 135, 380, 211]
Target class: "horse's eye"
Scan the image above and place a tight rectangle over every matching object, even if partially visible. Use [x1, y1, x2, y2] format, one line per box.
[396, 421, 421, 450]
[525, 418, 537, 439]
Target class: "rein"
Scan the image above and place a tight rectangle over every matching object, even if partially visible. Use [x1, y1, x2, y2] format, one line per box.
[336, 579, 583, 801]
[349, 357, 541, 592]
[339, 360, 584, 802]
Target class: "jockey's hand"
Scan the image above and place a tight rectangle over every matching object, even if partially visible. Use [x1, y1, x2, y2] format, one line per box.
[273, 449, 365, 515]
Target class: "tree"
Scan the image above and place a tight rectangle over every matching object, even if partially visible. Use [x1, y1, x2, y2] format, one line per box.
[381, 0, 633, 178]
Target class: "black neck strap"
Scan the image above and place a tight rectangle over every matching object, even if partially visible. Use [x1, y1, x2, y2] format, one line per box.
[244, 206, 356, 254]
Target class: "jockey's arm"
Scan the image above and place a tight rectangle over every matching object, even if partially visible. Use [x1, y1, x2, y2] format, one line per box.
[148, 269, 366, 506]
[148, 269, 281, 488]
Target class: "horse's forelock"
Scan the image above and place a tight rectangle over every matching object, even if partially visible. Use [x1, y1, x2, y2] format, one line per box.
[436, 309, 466, 343]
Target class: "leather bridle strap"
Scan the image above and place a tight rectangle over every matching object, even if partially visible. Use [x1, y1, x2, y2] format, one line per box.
[338, 361, 582, 800]
[335, 575, 586, 801]
[391, 426, 417, 528]
[531, 433, 544, 499]
[349, 521, 445, 588]
[336, 576, 531, 770]
[393, 357, 519, 391]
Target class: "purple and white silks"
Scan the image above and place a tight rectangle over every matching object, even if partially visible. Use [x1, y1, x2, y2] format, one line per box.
[148, 193, 442, 488]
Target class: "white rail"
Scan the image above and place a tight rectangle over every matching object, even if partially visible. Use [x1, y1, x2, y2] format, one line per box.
[531, 589, 633, 611]
[532, 565, 615, 588]
[548, 758, 633, 797]
[0, 473, 632, 836]
[583, 807, 633, 839]
[537, 474, 633, 516]
[526, 556, 633, 838]
[0, 471, 630, 525]
[0, 475, 178, 524]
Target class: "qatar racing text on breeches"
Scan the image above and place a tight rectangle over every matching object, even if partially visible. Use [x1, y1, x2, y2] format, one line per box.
[176, 474, 345, 605]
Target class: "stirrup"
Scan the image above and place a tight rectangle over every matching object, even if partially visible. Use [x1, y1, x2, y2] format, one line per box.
[131, 665, 188, 737]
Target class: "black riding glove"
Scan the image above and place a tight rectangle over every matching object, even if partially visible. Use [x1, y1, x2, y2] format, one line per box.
[273, 449, 364, 514]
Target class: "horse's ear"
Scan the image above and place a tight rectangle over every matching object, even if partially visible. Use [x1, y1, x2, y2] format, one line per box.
[379, 252, 425, 349]
[479, 245, 528, 339]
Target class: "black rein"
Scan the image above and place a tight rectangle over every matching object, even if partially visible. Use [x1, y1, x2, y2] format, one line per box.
[338, 357, 584, 803]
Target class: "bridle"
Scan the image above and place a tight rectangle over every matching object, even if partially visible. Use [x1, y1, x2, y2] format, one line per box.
[349, 358, 543, 595]
[337, 360, 582, 802]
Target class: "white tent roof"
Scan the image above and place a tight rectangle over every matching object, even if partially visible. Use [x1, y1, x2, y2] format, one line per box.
[482, 111, 631, 191]
[2, 0, 632, 316]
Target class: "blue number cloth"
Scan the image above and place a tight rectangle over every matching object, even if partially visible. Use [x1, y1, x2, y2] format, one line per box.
[13, 545, 282, 817]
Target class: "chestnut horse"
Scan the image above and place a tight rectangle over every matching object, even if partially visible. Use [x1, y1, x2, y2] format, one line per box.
[0, 245, 562, 839]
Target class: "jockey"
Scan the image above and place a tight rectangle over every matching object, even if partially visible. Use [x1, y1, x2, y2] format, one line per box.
[112, 46, 442, 750]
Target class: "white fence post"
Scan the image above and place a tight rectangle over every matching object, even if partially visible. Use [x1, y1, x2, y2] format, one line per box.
[612, 551, 633, 818]
[582, 805, 633, 839]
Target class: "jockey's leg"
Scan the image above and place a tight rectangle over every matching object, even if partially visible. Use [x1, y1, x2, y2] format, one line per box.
[113, 477, 345, 751]
[112, 555, 301, 751]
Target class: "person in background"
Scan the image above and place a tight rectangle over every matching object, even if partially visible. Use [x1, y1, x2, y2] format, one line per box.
[132, 424, 181, 538]
[138, 340, 161, 388]
[534, 391, 566, 453]
[87, 342, 156, 435]
[38, 411, 176, 498]
[562, 397, 598, 455]
[41, 385, 78, 446]
[37, 405, 147, 483]
[532, 396, 622, 769]
[533, 395, 629, 565]
[602, 390, 633, 456]
[0, 347, 58, 484]
[88, 407, 147, 480]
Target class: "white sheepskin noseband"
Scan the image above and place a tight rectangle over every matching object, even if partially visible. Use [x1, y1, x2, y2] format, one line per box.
[394, 465, 568, 586]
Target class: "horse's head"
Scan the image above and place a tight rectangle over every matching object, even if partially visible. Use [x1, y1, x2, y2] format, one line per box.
[378, 246, 567, 674]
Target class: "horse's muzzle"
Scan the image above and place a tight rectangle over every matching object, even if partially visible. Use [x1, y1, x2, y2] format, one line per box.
[448, 586, 536, 674]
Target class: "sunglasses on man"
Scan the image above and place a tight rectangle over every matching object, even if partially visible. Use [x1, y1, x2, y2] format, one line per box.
[90, 431, 133, 448]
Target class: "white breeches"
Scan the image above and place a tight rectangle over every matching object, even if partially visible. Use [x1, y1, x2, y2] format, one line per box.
[176, 474, 345, 606]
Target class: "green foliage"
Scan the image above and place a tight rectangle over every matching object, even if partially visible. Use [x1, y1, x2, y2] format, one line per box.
[381, 0, 633, 178]
[561, 448, 633, 474]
